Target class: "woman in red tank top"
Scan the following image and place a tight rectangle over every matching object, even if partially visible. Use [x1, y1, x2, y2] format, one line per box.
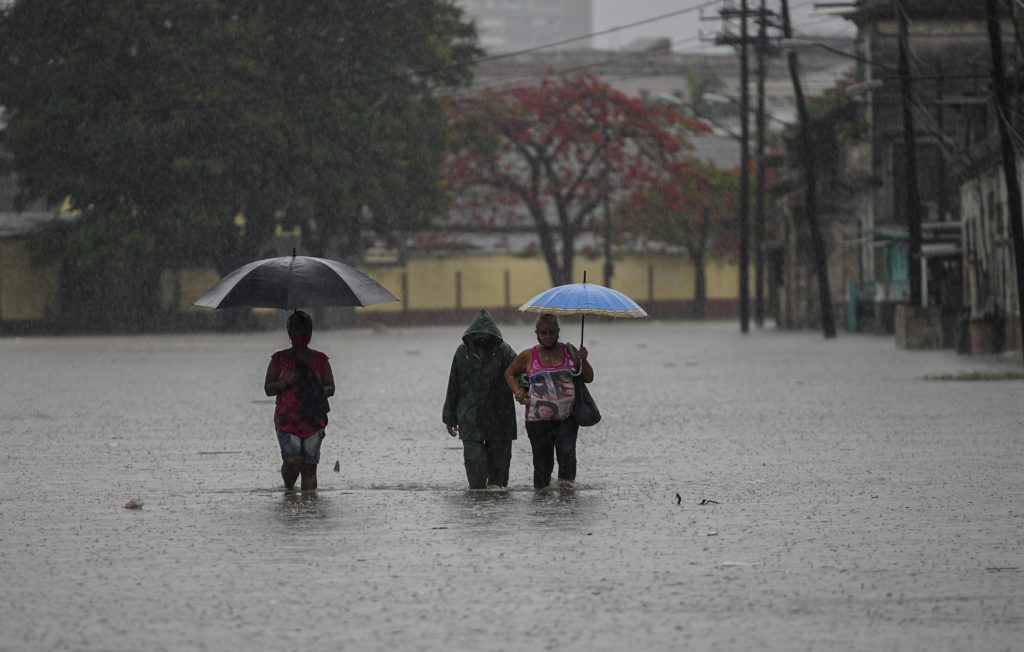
[263, 311, 335, 491]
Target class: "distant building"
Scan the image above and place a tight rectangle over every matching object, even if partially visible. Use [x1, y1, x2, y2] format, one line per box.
[455, 0, 591, 52]
[470, 38, 855, 133]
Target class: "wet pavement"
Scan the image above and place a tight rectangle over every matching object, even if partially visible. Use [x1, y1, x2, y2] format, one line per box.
[0, 320, 1021, 651]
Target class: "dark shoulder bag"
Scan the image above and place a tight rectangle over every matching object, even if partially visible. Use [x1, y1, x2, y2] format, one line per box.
[295, 355, 330, 426]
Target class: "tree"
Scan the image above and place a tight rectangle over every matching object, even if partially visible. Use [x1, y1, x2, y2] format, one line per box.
[684, 68, 739, 127]
[446, 74, 705, 287]
[619, 160, 739, 318]
[0, 0, 478, 330]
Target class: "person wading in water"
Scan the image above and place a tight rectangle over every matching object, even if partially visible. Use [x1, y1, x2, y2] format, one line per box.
[264, 311, 335, 491]
[504, 314, 594, 489]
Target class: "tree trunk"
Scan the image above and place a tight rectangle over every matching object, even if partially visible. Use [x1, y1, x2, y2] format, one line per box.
[529, 203, 563, 287]
[558, 227, 576, 286]
[552, 199, 576, 286]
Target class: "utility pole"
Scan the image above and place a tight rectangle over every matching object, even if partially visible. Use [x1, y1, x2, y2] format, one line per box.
[753, 0, 769, 327]
[717, 0, 752, 333]
[985, 0, 1024, 360]
[894, 0, 923, 307]
[780, 0, 836, 337]
[737, 0, 753, 333]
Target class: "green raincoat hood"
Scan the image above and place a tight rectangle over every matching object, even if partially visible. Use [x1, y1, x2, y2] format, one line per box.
[461, 309, 504, 348]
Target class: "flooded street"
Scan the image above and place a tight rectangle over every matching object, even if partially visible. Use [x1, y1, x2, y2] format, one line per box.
[1, 321, 1022, 651]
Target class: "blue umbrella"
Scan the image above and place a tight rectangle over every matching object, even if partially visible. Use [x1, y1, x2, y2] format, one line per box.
[518, 272, 647, 344]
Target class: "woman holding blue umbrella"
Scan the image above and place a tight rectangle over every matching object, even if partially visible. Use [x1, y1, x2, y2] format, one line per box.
[504, 314, 594, 489]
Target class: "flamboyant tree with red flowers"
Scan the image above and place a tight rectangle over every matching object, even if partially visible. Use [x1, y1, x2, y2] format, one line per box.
[618, 160, 740, 318]
[446, 74, 708, 286]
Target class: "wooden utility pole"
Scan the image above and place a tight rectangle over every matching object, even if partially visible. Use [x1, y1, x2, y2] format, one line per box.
[716, 0, 753, 332]
[716, 1, 752, 332]
[985, 0, 1024, 359]
[781, 0, 836, 337]
[894, 0, 923, 306]
[737, 0, 753, 333]
[753, 0, 769, 327]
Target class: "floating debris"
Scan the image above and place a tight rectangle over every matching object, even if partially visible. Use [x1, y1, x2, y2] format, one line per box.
[699, 499, 719, 505]
[675, 493, 682, 505]
[123, 499, 144, 509]
[333, 460, 340, 472]
[707, 531, 718, 536]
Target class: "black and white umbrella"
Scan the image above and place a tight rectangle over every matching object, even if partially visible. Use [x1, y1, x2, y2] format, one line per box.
[193, 250, 397, 310]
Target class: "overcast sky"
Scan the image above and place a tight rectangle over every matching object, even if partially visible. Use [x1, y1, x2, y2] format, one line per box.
[590, 0, 855, 52]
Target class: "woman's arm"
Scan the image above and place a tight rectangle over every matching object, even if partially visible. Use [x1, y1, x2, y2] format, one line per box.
[264, 357, 296, 396]
[504, 350, 531, 405]
[570, 343, 594, 383]
[320, 359, 336, 398]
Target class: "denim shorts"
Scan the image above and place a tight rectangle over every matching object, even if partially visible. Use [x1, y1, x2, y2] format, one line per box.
[276, 430, 325, 465]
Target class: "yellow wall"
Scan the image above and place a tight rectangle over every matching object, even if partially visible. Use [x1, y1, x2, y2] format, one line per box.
[361, 252, 738, 313]
[0, 240, 59, 320]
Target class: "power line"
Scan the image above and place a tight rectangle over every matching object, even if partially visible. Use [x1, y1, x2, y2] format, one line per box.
[452, 14, 848, 99]
[471, 0, 724, 63]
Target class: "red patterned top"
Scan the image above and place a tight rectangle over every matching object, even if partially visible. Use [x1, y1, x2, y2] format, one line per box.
[271, 349, 329, 438]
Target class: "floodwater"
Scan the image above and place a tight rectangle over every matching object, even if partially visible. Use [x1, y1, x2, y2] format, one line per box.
[1, 321, 1021, 651]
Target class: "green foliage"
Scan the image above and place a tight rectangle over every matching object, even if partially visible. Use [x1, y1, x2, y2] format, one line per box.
[0, 0, 479, 329]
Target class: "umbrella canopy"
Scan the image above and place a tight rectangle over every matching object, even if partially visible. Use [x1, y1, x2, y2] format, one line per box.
[518, 277, 647, 345]
[193, 252, 397, 310]
[518, 283, 648, 318]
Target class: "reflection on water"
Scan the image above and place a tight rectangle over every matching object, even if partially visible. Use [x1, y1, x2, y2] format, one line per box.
[434, 483, 599, 534]
[273, 491, 334, 531]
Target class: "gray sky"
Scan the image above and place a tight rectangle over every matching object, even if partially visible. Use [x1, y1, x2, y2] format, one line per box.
[591, 0, 855, 52]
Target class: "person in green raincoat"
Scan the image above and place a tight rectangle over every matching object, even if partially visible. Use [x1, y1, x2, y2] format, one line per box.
[442, 309, 519, 489]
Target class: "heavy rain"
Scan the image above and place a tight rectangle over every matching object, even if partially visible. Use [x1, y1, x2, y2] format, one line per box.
[2, 322, 1022, 650]
[1, 1, 1023, 651]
